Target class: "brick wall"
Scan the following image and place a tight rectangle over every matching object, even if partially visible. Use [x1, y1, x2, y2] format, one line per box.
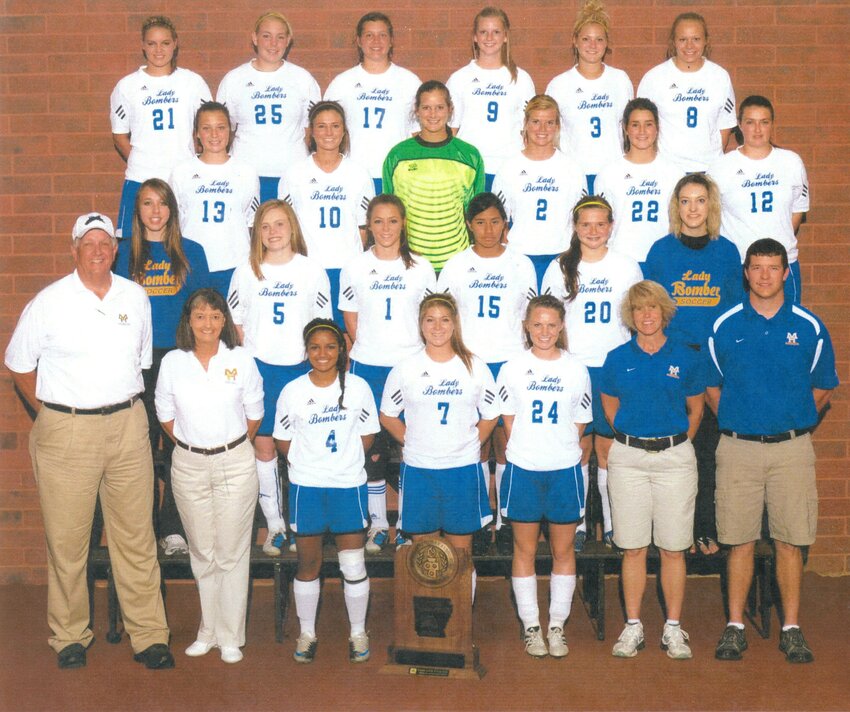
[1, 1, 847, 582]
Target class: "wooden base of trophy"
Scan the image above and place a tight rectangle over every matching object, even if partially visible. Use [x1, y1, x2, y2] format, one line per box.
[380, 538, 485, 679]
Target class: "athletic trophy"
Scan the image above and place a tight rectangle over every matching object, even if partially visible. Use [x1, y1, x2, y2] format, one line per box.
[382, 537, 485, 679]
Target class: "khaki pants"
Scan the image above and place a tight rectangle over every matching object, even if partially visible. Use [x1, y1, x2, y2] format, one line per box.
[29, 401, 169, 653]
[171, 439, 257, 648]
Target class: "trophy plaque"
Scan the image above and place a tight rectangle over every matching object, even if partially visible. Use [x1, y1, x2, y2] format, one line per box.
[381, 537, 485, 679]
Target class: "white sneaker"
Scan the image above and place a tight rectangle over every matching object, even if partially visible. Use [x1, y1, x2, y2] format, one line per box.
[661, 623, 693, 659]
[160, 534, 189, 556]
[523, 626, 548, 658]
[293, 632, 317, 664]
[612, 622, 645, 658]
[547, 626, 569, 658]
[365, 528, 389, 554]
[220, 646, 243, 664]
[185, 640, 215, 657]
[263, 529, 285, 556]
[349, 631, 370, 663]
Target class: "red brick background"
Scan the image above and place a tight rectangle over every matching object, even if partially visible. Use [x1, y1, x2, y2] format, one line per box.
[1, 1, 847, 582]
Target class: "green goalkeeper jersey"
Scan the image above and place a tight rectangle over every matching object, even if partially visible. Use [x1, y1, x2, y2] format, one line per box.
[383, 135, 485, 271]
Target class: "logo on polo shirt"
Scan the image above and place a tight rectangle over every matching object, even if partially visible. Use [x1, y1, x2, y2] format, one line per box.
[786, 332, 799, 346]
[118, 314, 128, 323]
[666, 365, 680, 379]
[225, 368, 237, 382]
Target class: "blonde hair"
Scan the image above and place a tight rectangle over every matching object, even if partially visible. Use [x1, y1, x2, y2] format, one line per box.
[249, 200, 307, 280]
[523, 295, 567, 350]
[666, 12, 711, 60]
[572, 1, 611, 64]
[141, 16, 179, 70]
[620, 280, 677, 332]
[522, 94, 561, 149]
[472, 7, 518, 83]
[418, 293, 474, 373]
[668, 174, 722, 240]
[252, 11, 293, 55]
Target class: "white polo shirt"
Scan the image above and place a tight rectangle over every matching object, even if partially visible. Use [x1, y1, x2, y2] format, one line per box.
[154, 343, 264, 448]
[5, 271, 151, 408]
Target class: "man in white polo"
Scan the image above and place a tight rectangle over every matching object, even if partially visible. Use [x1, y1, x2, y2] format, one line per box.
[5, 213, 173, 670]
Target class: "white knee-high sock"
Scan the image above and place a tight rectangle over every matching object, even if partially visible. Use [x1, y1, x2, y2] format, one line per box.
[494, 462, 506, 529]
[576, 463, 590, 533]
[471, 568, 478, 603]
[597, 467, 612, 532]
[256, 458, 284, 531]
[293, 578, 320, 637]
[482, 462, 492, 497]
[367, 479, 388, 530]
[339, 548, 369, 635]
[512, 575, 539, 629]
[549, 574, 577, 629]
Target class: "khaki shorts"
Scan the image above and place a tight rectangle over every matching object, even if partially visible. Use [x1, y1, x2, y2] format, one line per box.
[716, 433, 818, 546]
[607, 439, 697, 551]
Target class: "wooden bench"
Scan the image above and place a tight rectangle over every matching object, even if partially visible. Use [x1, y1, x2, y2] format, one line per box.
[87, 537, 776, 644]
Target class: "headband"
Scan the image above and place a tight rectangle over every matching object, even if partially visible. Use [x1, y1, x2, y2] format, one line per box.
[573, 200, 609, 215]
[424, 296, 455, 309]
[305, 322, 343, 338]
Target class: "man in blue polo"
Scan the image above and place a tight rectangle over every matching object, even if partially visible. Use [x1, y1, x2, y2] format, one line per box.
[706, 238, 838, 664]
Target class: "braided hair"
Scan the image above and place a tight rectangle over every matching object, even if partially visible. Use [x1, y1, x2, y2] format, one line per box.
[302, 318, 348, 409]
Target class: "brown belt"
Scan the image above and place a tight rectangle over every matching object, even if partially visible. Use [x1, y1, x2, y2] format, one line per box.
[41, 394, 141, 416]
[175, 433, 248, 456]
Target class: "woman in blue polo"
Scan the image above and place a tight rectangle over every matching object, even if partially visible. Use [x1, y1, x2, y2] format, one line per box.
[600, 280, 706, 661]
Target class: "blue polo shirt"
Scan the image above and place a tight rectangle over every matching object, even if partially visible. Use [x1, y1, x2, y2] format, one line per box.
[644, 234, 743, 347]
[115, 237, 211, 348]
[601, 335, 708, 437]
[707, 298, 839, 434]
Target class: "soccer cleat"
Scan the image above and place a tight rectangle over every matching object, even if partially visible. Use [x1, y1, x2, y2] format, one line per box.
[349, 631, 370, 663]
[603, 530, 615, 548]
[547, 627, 569, 658]
[365, 528, 388, 554]
[471, 526, 491, 556]
[523, 626, 548, 658]
[395, 531, 411, 550]
[293, 632, 317, 664]
[574, 530, 587, 553]
[262, 530, 285, 556]
[288, 532, 298, 553]
[612, 622, 645, 658]
[661, 623, 693, 659]
[715, 625, 747, 661]
[779, 627, 814, 663]
[160, 534, 189, 556]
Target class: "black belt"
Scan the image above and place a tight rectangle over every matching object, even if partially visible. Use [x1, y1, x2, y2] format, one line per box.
[175, 433, 248, 456]
[615, 432, 688, 452]
[720, 428, 812, 444]
[41, 394, 141, 416]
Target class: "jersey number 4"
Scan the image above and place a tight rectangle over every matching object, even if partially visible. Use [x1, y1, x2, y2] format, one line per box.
[326, 429, 338, 453]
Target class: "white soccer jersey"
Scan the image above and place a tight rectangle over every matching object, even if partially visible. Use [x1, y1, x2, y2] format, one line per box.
[339, 250, 436, 367]
[110, 67, 211, 183]
[541, 251, 642, 367]
[280, 154, 374, 269]
[498, 349, 592, 470]
[545, 65, 634, 177]
[446, 62, 536, 175]
[273, 372, 379, 488]
[324, 63, 422, 180]
[227, 255, 332, 365]
[216, 60, 321, 178]
[595, 154, 684, 263]
[381, 352, 499, 469]
[437, 247, 537, 363]
[637, 58, 736, 173]
[708, 147, 809, 263]
[492, 150, 585, 256]
[169, 157, 259, 272]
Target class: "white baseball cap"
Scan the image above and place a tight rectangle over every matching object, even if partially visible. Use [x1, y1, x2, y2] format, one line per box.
[72, 212, 116, 242]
